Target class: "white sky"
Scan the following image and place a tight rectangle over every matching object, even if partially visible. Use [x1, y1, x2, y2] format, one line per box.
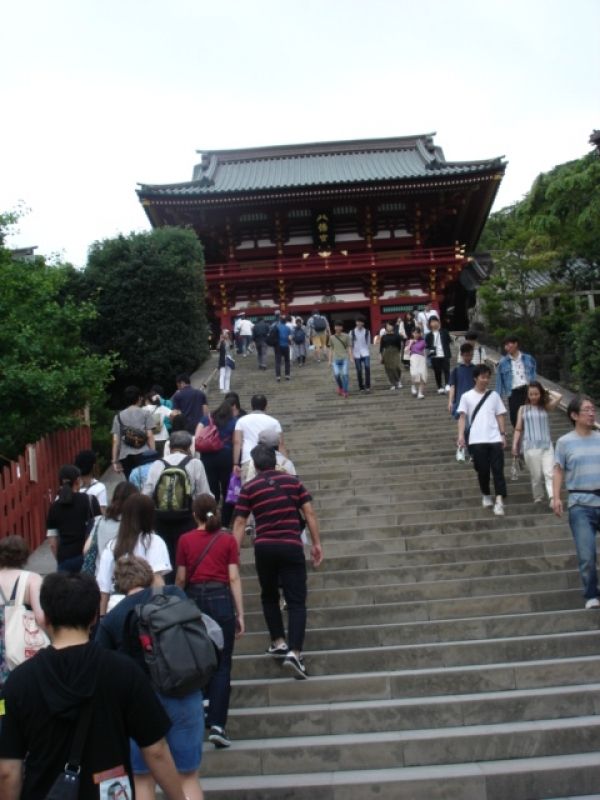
[1, 0, 598, 266]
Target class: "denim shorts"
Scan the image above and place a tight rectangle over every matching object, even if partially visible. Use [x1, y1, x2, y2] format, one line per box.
[130, 690, 204, 774]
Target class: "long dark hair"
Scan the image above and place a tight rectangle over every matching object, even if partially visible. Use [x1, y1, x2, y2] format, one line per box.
[105, 482, 139, 522]
[212, 400, 234, 429]
[57, 465, 80, 505]
[526, 381, 549, 410]
[114, 494, 155, 561]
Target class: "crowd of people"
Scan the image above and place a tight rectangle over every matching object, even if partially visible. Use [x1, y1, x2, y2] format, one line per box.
[1, 314, 599, 799]
[0, 377, 323, 798]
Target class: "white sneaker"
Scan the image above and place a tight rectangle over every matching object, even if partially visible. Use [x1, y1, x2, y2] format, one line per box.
[584, 597, 600, 609]
[444, 385, 450, 394]
[437, 388, 445, 395]
[396, 382, 403, 389]
[411, 385, 417, 396]
[493, 499, 505, 516]
[482, 495, 493, 508]
[417, 392, 425, 400]
[389, 385, 396, 391]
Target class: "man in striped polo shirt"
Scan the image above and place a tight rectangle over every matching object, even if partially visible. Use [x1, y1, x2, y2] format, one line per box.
[233, 444, 323, 679]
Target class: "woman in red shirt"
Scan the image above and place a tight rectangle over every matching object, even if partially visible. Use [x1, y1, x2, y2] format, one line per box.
[175, 495, 244, 750]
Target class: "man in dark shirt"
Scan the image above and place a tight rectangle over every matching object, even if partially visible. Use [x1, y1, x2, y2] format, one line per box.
[172, 373, 208, 434]
[233, 444, 322, 679]
[0, 573, 187, 800]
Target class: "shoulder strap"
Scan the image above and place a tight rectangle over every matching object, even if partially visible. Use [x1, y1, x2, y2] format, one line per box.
[14, 572, 28, 607]
[188, 533, 224, 581]
[470, 390, 492, 426]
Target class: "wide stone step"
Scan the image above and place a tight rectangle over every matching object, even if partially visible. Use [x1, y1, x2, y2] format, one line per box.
[224, 683, 600, 739]
[240, 569, 581, 613]
[252, 553, 579, 591]
[239, 537, 575, 574]
[234, 608, 599, 655]
[240, 588, 585, 631]
[320, 513, 566, 541]
[201, 716, 600, 777]
[198, 752, 600, 799]
[229, 655, 600, 708]
[231, 631, 600, 681]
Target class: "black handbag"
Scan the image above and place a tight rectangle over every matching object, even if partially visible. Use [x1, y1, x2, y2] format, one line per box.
[44, 700, 94, 799]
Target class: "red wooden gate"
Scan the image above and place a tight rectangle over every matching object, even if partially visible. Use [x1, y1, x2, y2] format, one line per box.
[0, 426, 92, 551]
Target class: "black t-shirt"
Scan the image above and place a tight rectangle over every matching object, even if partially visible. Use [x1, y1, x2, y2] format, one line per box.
[0, 642, 170, 799]
[46, 494, 100, 562]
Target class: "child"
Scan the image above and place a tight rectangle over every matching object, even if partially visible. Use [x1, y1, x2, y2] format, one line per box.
[409, 327, 427, 399]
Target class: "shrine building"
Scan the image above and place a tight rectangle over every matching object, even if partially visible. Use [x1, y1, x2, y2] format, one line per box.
[137, 134, 506, 333]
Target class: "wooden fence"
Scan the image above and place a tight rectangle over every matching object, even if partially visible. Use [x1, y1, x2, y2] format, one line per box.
[0, 426, 92, 551]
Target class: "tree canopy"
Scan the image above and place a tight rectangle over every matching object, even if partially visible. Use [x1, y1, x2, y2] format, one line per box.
[477, 149, 599, 384]
[83, 227, 209, 399]
[0, 215, 116, 460]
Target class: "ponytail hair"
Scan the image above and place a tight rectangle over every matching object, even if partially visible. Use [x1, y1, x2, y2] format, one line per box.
[192, 493, 221, 532]
[57, 465, 81, 505]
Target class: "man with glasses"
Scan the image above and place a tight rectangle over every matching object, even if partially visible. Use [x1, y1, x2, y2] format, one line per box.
[553, 396, 600, 609]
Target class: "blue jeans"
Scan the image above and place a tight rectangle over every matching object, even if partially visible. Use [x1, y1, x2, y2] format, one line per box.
[568, 504, 600, 600]
[186, 584, 236, 728]
[130, 690, 204, 773]
[57, 554, 84, 573]
[332, 358, 349, 392]
[354, 356, 371, 390]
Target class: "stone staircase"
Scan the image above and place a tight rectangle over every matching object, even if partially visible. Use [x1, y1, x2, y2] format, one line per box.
[199, 349, 600, 799]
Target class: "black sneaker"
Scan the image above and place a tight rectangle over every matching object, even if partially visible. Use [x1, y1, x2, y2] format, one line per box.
[283, 652, 307, 679]
[208, 726, 231, 748]
[266, 642, 289, 657]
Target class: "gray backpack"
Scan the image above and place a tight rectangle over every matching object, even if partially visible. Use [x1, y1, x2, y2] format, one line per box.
[129, 590, 219, 697]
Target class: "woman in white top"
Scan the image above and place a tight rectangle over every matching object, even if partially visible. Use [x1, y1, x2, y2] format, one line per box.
[512, 381, 562, 506]
[97, 494, 171, 615]
[83, 481, 140, 576]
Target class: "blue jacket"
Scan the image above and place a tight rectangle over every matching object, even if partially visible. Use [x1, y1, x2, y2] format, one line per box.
[278, 321, 291, 348]
[495, 352, 537, 396]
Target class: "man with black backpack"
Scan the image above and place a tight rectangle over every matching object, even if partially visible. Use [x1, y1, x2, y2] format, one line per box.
[143, 431, 213, 577]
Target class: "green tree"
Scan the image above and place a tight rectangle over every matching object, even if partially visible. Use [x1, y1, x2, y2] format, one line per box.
[571, 308, 600, 401]
[84, 227, 208, 397]
[477, 148, 599, 378]
[0, 233, 116, 461]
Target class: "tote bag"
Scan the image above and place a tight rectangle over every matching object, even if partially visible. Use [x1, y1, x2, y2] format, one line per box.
[1, 572, 49, 672]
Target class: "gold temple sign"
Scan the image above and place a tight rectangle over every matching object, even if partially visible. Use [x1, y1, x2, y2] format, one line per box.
[313, 212, 334, 253]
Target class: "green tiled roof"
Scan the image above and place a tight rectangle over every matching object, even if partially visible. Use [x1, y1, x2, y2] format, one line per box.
[138, 134, 505, 198]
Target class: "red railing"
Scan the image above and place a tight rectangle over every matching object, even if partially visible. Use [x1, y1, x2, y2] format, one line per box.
[0, 426, 92, 551]
[203, 246, 466, 285]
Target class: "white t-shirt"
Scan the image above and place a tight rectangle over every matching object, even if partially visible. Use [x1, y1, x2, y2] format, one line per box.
[238, 318, 254, 336]
[235, 412, 283, 465]
[96, 533, 171, 594]
[457, 389, 506, 444]
[80, 479, 108, 509]
[417, 309, 436, 334]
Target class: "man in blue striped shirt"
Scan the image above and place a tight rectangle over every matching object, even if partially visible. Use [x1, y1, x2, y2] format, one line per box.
[553, 395, 600, 609]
